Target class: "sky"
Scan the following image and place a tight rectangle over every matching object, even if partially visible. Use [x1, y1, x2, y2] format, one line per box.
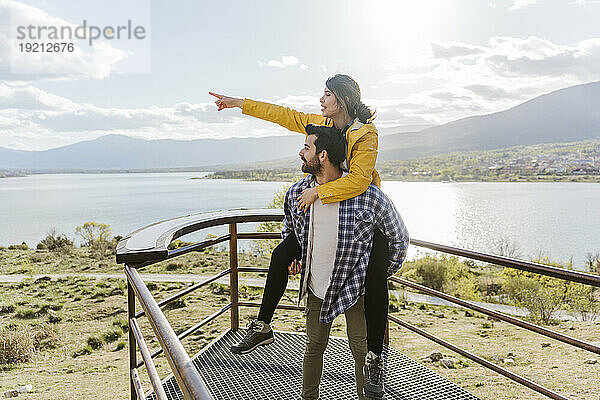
[0, 0, 600, 151]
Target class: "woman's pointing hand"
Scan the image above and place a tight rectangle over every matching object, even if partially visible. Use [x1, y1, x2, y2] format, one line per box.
[209, 92, 244, 111]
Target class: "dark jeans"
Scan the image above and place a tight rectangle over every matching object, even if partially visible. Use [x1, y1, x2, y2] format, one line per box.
[257, 229, 389, 355]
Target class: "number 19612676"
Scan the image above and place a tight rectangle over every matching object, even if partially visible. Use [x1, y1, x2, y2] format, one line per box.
[19, 42, 74, 52]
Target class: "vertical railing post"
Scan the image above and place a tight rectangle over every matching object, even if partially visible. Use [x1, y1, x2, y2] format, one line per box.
[127, 275, 137, 400]
[384, 319, 390, 347]
[229, 222, 239, 331]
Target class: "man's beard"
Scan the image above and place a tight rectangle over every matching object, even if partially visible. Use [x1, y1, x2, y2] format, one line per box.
[301, 156, 322, 175]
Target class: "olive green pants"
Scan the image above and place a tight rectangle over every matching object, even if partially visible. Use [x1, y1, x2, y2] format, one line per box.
[302, 291, 367, 400]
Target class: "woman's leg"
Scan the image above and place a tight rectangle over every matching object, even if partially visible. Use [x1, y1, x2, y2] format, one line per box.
[257, 231, 301, 324]
[363, 229, 389, 399]
[364, 228, 389, 355]
[362, 229, 389, 398]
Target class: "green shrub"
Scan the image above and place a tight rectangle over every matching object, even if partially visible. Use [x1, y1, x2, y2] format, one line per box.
[47, 311, 62, 324]
[102, 328, 123, 343]
[115, 341, 126, 351]
[0, 325, 35, 365]
[0, 304, 16, 315]
[39, 303, 63, 313]
[110, 235, 123, 255]
[165, 298, 186, 310]
[167, 240, 194, 250]
[565, 282, 599, 321]
[447, 275, 482, 301]
[38, 229, 74, 253]
[72, 345, 92, 358]
[33, 324, 60, 350]
[75, 222, 112, 256]
[86, 335, 103, 350]
[8, 242, 28, 250]
[112, 318, 129, 333]
[166, 262, 184, 271]
[585, 253, 600, 275]
[95, 281, 110, 289]
[91, 287, 112, 299]
[402, 255, 448, 291]
[15, 306, 41, 319]
[401, 255, 483, 300]
[502, 257, 573, 324]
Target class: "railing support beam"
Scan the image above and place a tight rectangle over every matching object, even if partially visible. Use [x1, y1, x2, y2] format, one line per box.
[229, 223, 239, 331]
[127, 278, 137, 400]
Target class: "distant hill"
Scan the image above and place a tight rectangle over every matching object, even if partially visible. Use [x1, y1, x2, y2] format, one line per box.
[0, 134, 308, 170]
[378, 81, 600, 160]
[1, 81, 599, 170]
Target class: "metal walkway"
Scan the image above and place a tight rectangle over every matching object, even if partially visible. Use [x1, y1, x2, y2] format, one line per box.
[147, 330, 481, 400]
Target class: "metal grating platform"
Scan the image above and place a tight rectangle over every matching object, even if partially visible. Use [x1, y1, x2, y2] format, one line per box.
[147, 330, 481, 400]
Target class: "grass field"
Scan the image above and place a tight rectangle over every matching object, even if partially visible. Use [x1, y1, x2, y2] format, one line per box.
[1, 247, 598, 399]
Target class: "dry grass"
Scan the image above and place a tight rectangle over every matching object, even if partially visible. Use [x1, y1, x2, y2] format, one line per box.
[1, 250, 598, 399]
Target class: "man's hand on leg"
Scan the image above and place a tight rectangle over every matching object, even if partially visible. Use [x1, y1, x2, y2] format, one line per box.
[288, 259, 302, 275]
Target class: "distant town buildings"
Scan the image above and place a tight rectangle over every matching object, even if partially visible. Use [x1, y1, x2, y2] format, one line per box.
[482, 152, 599, 176]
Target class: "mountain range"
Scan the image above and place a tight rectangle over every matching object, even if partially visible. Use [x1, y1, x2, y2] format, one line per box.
[1, 81, 599, 170]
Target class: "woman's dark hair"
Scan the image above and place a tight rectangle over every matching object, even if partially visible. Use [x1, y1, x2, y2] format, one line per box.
[325, 74, 375, 124]
[305, 124, 346, 167]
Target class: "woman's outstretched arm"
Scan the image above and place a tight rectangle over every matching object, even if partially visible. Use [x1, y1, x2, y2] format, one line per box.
[210, 92, 330, 134]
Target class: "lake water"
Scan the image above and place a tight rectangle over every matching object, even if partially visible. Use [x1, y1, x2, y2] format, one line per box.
[0, 173, 598, 269]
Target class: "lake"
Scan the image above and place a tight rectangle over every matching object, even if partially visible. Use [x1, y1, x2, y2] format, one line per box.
[0, 173, 598, 269]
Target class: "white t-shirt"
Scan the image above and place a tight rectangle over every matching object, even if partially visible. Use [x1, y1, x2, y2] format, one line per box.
[306, 175, 345, 300]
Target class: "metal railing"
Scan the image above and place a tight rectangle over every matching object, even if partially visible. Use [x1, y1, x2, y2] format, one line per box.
[116, 209, 600, 400]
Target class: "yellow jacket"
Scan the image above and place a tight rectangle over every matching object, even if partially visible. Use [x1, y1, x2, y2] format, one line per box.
[242, 99, 381, 204]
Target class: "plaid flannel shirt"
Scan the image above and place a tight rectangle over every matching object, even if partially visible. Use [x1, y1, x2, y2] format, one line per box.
[282, 174, 409, 323]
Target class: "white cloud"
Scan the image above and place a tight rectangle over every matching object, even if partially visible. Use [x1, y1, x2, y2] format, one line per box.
[377, 35, 600, 126]
[509, 0, 540, 10]
[0, 1, 130, 81]
[0, 83, 77, 110]
[258, 55, 301, 68]
[569, 0, 600, 4]
[464, 84, 513, 99]
[0, 84, 270, 150]
[273, 94, 320, 112]
[431, 41, 485, 59]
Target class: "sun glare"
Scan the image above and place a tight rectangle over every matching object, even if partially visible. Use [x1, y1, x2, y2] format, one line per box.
[355, 0, 446, 55]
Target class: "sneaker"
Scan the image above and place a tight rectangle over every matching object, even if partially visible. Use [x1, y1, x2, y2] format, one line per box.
[230, 319, 274, 355]
[363, 351, 384, 399]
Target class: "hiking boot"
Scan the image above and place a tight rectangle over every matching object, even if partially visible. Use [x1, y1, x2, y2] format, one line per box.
[363, 351, 384, 399]
[230, 319, 274, 355]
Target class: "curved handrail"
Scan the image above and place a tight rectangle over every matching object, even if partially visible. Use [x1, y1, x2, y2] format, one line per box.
[116, 209, 284, 265]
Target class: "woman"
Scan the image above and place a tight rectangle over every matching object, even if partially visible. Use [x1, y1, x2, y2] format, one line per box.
[210, 74, 389, 399]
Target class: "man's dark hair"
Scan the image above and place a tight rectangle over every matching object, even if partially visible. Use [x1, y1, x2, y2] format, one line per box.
[305, 124, 346, 167]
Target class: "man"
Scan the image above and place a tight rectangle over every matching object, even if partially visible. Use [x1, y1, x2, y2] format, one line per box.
[234, 124, 409, 399]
